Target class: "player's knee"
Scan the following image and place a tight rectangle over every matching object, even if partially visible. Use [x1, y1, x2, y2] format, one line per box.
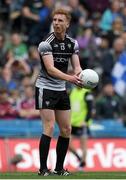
[49, 124, 55, 133]
[61, 126, 71, 137]
[65, 126, 71, 137]
[44, 124, 55, 136]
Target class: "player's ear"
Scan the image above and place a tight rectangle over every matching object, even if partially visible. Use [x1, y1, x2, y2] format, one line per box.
[66, 21, 70, 28]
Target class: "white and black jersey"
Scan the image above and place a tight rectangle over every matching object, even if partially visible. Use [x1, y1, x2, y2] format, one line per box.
[35, 32, 79, 91]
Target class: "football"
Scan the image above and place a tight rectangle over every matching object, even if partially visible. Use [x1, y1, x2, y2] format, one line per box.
[79, 69, 99, 89]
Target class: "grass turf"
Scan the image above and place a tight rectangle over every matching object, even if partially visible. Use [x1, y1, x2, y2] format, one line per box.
[0, 172, 126, 179]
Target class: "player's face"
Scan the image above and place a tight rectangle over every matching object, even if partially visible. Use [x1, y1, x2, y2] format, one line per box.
[53, 14, 69, 35]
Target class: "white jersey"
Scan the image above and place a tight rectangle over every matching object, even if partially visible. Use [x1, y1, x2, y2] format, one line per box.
[35, 32, 79, 91]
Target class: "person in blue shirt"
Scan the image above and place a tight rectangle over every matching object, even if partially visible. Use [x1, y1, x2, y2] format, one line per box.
[100, 0, 121, 31]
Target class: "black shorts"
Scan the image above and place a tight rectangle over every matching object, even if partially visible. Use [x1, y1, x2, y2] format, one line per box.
[35, 87, 70, 110]
[71, 126, 88, 137]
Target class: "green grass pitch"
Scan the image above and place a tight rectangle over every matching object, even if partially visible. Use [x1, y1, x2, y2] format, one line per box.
[0, 172, 126, 179]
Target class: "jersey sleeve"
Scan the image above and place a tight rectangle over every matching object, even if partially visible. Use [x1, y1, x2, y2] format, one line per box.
[84, 92, 94, 122]
[73, 40, 79, 54]
[38, 41, 52, 56]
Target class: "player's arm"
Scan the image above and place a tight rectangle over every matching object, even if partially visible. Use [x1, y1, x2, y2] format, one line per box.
[70, 40, 82, 76]
[84, 92, 94, 122]
[71, 54, 82, 75]
[43, 54, 77, 82]
[38, 41, 81, 85]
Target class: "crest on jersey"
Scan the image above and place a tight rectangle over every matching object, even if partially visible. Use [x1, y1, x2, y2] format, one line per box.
[60, 43, 65, 50]
[68, 44, 71, 48]
[45, 101, 50, 106]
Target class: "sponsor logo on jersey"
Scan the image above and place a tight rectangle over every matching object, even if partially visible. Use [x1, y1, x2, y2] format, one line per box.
[54, 44, 58, 48]
[54, 57, 69, 63]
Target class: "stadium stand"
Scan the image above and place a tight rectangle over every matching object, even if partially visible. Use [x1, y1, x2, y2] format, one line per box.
[0, 119, 59, 138]
[0, 119, 125, 138]
[91, 119, 126, 138]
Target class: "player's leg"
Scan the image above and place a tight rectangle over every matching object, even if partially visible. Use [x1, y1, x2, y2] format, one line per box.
[38, 109, 55, 175]
[40, 109, 55, 136]
[69, 134, 81, 162]
[69, 126, 87, 169]
[79, 133, 88, 168]
[56, 109, 71, 137]
[54, 109, 71, 175]
[35, 87, 55, 175]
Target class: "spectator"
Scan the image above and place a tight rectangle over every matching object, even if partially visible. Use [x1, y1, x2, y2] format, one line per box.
[121, 6, 126, 30]
[38, 0, 54, 38]
[26, 46, 40, 84]
[81, 0, 110, 14]
[9, 89, 21, 112]
[0, 0, 10, 31]
[106, 17, 124, 48]
[121, 31, 126, 49]
[95, 82, 122, 120]
[19, 75, 33, 95]
[90, 12, 102, 38]
[19, 85, 40, 119]
[22, 0, 53, 45]
[7, 32, 28, 61]
[93, 35, 109, 71]
[100, 0, 121, 32]
[101, 37, 125, 85]
[0, 88, 19, 119]
[67, 0, 88, 38]
[0, 33, 7, 68]
[5, 49, 31, 81]
[9, 0, 25, 32]
[20, 75, 32, 87]
[112, 50, 126, 97]
[21, 0, 43, 39]
[0, 67, 18, 92]
[69, 86, 94, 170]
[76, 27, 97, 69]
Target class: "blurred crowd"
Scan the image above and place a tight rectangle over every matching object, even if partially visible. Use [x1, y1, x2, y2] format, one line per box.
[0, 0, 126, 126]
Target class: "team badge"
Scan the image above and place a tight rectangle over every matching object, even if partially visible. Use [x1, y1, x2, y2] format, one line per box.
[68, 44, 71, 48]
